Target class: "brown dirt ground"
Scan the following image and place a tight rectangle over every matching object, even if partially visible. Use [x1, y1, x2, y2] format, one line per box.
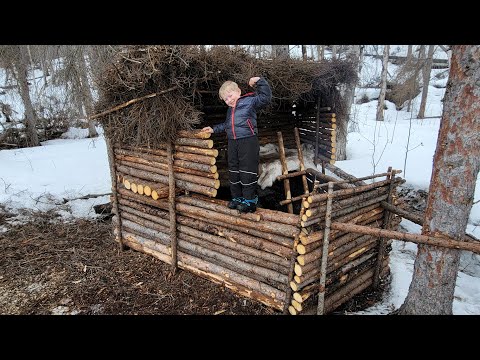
[0, 205, 383, 316]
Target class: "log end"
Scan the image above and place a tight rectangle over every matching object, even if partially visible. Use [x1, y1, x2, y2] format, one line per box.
[296, 244, 306, 255]
[297, 255, 305, 266]
[131, 183, 138, 193]
[292, 299, 303, 312]
[294, 263, 303, 276]
[293, 292, 303, 304]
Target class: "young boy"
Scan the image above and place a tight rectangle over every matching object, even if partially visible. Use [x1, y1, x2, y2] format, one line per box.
[202, 76, 272, 213]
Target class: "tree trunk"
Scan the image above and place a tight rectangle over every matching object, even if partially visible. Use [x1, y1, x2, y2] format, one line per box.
[406, 45, 413, 63]
[317, 45, 324, 61]
[407, 45, 425, 112]
[16, 45, 39, 147]
[331, 45, 337, 59]
[376, 45, 389, 121]
[398, 45, 480, 314]
[417, 45, 435, 119]
[272, 45, 289, 59]
[302, 45, 307, 60]
[346, 45, 361, 135]
[78, 46, 98, 138]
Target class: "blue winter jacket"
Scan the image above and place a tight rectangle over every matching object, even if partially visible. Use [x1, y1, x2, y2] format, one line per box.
[212, 77, 272, 140]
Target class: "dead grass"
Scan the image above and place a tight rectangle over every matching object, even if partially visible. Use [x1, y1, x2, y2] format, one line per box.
[0, 209, 275, 315]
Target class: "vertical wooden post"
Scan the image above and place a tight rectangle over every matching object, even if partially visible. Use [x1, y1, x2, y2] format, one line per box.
[105, 138, 125, 251]
[373, 167, 395, 288]
[317, 181, 334, 315]
[294, 127, 309, 195]
[283, 233, 300, 314]
[277, 131, 293, 213]
[314, 98, 321, 166]
[167, 140, 178, 270]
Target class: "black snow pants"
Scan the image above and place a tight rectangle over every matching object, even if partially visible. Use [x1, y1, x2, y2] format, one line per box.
[227, 135, 260, 201]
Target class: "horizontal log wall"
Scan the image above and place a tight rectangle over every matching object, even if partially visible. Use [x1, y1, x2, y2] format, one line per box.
[111, 129, 402, 315]
[287, 174, 403, 315]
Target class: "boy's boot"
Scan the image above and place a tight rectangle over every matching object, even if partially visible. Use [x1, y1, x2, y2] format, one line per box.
[237, 196, 258, 213]
[228, 197, 244, 209]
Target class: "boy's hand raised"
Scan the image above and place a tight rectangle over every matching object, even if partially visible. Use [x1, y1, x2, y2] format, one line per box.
[248, 77, 261, 87]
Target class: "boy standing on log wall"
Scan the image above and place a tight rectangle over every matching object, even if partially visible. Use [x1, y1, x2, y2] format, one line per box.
[202, 76, 272, 213]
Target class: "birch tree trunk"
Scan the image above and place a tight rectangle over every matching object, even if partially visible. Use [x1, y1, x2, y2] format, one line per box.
[78, 46, 98, 138]
[398, 45, 480, 315]
[331, 45, 337, 59]
[376, 45, 389, 121]
[16, 45, 39, 147]
[417, 45, 435, 119]
[346, 45, 361, 134]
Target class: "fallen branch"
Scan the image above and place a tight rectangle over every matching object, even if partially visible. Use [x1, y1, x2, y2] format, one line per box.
[62, 193, 112, 203]
[88, 86, 178, 121]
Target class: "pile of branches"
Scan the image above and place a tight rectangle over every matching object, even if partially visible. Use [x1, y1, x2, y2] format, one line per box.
[94, 45, 357, 148]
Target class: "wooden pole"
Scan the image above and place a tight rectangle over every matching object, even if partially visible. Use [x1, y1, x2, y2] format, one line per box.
[294, 127, 309, 195]
[167, 141, 178, 271]
[277, 131, 293, 213]
[373, 167, 394, 288]
[380, 201, 479, 243]
[317, 182, 334, 315]
[284, 235, 300, 314]
[314, 97, 320, 166]
[106, 139, 125, 251]
[330, 222, 480, 254]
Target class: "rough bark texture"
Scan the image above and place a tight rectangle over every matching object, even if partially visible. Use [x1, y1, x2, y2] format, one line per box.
[399, 45, 480, 315]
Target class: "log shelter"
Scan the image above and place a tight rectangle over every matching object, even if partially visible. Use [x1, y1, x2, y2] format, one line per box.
[96, 45, 404, 314]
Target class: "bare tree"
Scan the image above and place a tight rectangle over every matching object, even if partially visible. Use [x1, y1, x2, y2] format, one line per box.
[301, 45, 307, 60]
[417, 45, 435, 119]
[376, 45, 389, 121]
[398, 45, 480, 315]
[331, 45, 337, 59]
[316, 45, 324, 61]
[16, 45, 40, 146]
[345, 45, 361, 134]
[406, 45, 413, 63]
[77, 47, 98, 137]
[272, 45, 289, 59]
[405, 45, 425, 112]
